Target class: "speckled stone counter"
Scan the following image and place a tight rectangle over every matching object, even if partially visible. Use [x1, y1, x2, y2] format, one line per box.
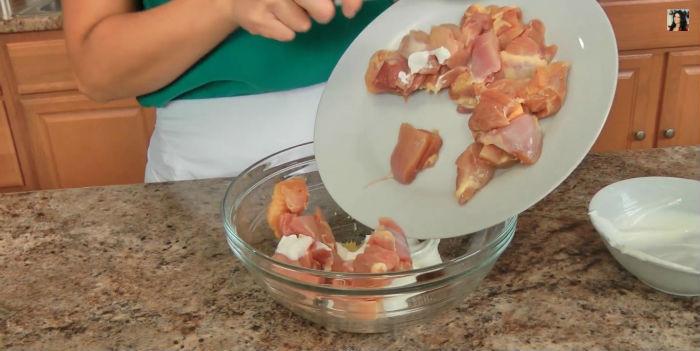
[0, 13, 61, 33]
[1, 146, 699, 351]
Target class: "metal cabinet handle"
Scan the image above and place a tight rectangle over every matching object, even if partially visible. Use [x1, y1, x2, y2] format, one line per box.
[663, 128, 675, 139]
[633, 130, 646, 141]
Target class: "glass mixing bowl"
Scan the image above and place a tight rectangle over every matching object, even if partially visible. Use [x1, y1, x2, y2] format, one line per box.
[222, 142, 516, 333]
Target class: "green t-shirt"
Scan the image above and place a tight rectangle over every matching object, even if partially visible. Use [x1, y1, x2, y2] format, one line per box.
[137, 0, 392, 107]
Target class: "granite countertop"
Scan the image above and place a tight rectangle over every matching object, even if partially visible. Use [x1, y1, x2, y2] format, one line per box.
[0, 12, 61, 33]
[1, 146, 699, 350]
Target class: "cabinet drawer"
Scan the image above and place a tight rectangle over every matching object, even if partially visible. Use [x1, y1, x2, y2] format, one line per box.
[0, 101, 24, 188]
[6, 39, 78, 95]
[22, 94, 154, 189]
[601, 0, 700, 51]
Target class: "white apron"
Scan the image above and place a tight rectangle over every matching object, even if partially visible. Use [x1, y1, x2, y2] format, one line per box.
[144, 83, 325, 183]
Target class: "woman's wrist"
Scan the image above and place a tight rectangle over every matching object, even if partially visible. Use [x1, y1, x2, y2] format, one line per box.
[208, 0, 239, 30]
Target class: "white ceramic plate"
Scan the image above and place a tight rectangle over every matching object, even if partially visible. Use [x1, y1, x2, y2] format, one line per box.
[589, 177, 700, 296]
[314, 0, 618, 239]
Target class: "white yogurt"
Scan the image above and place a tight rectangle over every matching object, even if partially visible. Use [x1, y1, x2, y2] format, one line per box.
[407, 239, 443, 269]
[382, 239, 443, 311]
[407, 47, 451, 74]
[590, 210, 700, 274]
[274, 234, 314, 261]
[397, 71, 411, 86]
[336, 236, 370, 261]
[432, 47, 451, 65]
[313, 240, 332, 253]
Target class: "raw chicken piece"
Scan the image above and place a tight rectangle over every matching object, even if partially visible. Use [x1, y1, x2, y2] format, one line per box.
[313, 208, 336, 248]
[470, 30, 501, 82]
[463, 4, 490, 18]
[477, 114, 543, 165]
[504, 35, 542, 56]
[331, 249, 391, 288]
[448, 69, 480, 110]
[271, 234, 333, 283]
[365, 50, 417, 96]
[397, 30, 450, 76]
[329, 274, 389, 288]
[277, 212, 296, 235]
[377, 218, 413, 270]
[279, 208, 336, 249]
[519, 61, 570, 118]
[460, 4, 493, 42]
[429, 24, 471, 68]
[499, 36, 548, 80]
[352, 218, 413, 273]
[478, 144, 517, 168]
[330, 218, 412, 292]
[272, 254, 323, 284]
[448, 68, 495, 112]
[327, 294, 383, 321]
[521, 19, 558, 62]
[398, 30, 432, 59]
[332, 253, 356, 273]
[424, 66, 468, 93]
[332, 235, 373, 273]
[390, 123, 443, 184]
[412, 55, 442, 75]
[499, 18, 559, 80]
[276, 235, 382, 320]
[266, 177, 308, 238]
[406, 73, 428, 94]
[332, 297, 383, 318]
[468, 89, 524, 132]
[485, 78, 529, 98]
[353, 236, 401, 273]
[421, 67, 443, 93]
[489, 6, 526, 49]
[455, 143, 495, 205]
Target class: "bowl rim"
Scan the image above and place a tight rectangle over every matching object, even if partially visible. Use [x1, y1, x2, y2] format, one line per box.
[222, 142, 517, 279]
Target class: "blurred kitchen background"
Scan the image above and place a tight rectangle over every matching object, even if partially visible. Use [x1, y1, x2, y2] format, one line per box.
[0, 0, 698, 194]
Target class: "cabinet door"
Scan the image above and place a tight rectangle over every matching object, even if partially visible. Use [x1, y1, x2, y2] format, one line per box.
[22, 94, 155, 189]
[592, 52, 664, 152]
[0, 101, 24, 188]
[657, 49, 700, 147]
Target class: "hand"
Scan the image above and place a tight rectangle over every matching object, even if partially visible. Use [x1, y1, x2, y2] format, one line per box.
[226, 0, 364, 42]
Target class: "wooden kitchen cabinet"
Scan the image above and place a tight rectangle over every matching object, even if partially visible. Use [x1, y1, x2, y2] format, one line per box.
[6, 38, 77, 95]
[657, 49, 700, 147]
[21, 94, 155, 189]
[0, 30, 155, 192]
[600, 0, 700, 51]
[594, 0, 700, 151]
[592, 52, 665, 152]
[0, 101, 24, 188]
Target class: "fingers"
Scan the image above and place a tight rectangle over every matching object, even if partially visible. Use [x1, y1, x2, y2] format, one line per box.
[259, 14, 297, 41]
[271, 0, 312, 33]
[341, 0, 363, 18]
[294, 0, 336, 24]
[242, 0, 362, 42]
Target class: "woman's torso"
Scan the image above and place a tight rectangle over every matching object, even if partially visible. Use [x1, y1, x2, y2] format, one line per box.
[145, 83, 325, 182]
[141, 0, 393, 182]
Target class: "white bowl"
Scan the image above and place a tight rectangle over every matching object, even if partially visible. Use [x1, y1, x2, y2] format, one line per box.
[588, 177, 700, 296]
